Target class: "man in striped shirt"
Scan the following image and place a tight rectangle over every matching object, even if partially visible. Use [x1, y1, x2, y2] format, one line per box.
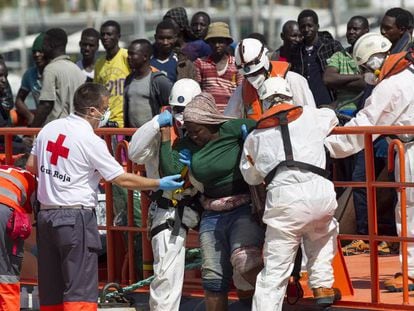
[194, 22, 243, 112]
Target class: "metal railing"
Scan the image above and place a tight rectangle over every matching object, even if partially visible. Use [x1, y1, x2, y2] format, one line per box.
[2, 125, 414, 308]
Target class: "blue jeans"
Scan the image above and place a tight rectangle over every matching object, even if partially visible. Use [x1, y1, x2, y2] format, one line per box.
[199, 204, 265, 292]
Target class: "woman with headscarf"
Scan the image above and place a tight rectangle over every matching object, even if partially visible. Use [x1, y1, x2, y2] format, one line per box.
[160, 92, 265, 310]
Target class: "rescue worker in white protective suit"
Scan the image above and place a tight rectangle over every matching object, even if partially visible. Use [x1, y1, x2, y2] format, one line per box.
[128, 78, 203, 311]
[240, 77, 341, 310]
[224, 38, 316, 120]
[325, 32, 414, 292]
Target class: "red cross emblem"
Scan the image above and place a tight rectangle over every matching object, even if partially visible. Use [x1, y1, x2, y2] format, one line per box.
[46, 134, 69, 165]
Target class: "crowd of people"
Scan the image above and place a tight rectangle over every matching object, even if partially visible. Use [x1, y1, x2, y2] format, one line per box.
[1, 4, 414, 311]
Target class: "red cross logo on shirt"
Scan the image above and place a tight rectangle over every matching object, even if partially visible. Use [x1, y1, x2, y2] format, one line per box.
[46, 134, 69, 165]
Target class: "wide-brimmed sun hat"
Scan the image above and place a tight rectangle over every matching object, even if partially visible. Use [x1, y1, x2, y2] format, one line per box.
[204, 22, 233, 43]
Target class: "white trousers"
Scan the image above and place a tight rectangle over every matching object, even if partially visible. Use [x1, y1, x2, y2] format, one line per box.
[395, 151, 414, 279]
[149, 207, 187, 311]
[395, 194, 414, 279]
[253, 178, 338, 311]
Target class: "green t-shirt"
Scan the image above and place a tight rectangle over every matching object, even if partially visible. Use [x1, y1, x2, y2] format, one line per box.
[159, 134, 200, 176]
[327, 49, 362, 110]
[160, 119, 255, 198]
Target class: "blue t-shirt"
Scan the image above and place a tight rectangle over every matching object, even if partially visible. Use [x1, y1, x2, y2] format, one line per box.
[150, 53, 178, 83]
[21, 66, 42, 107]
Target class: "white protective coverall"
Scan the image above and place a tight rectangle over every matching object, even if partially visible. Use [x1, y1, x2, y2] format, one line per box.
[224, 71, 316, 117]
[325, 65, 414, 279]
[240, 106, 339, 311]
[128, 116, 200, 311]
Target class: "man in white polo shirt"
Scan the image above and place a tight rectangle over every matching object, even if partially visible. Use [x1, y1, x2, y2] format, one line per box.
[26, 83, 183, 311]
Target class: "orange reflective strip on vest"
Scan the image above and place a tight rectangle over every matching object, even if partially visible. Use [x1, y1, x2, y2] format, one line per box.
[0, 166, 36, 213]
[242, 61, 290, 121]
[63, 301, 97, 311]
[0, 171, 27, 205]
[0, 282, 20, 311]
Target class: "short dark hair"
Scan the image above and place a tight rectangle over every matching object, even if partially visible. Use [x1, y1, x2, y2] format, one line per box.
[282, 20, 299, 34]
[298, 9, 319, 25]
[349, 16, 369, 29]
[45, 28, 68, 49]
[130, 39, 153, 57]
[74, 83, 110, 113]
[385, 7, 413, 30]
[156, 19, 178, 35]
[81, 27, 100, 40]
[247, 32, 267, 46]
[192, 11, 211, 24]
[101, 20, 121, 34]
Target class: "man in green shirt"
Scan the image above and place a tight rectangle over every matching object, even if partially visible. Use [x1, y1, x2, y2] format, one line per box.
[323, 16, 369, 114]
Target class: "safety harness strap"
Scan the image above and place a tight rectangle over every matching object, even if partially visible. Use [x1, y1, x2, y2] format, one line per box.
[264, 121, 330, 186]
[172, 203, 185, 236]
[150, 219, 189, 240]
[265, 160, 330, 185]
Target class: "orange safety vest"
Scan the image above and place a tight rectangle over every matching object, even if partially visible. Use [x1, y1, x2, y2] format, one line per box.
[242, 61, 290, 121]
[0, 165, 36, 214]
[378, 51, 414, 82]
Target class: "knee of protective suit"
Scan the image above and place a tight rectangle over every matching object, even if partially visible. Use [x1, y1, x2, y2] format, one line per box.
[202, 278, 230, 293]
[231, 246, 263, 275]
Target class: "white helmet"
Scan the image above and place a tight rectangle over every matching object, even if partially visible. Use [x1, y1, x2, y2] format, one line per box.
[258, 77, 293, 101]
[353, 33, 392, 66]
[169, 79, 202, 107]
[235, 38, 270, 75]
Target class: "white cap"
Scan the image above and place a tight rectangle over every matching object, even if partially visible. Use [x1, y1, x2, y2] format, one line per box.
[169, 79, 202, 107]
[258, 77, 293, 101]
[353, 33, 392, 66]
[235, 38, 270, 75]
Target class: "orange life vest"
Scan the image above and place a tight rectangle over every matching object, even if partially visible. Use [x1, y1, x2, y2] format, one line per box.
[257, 103, 303, 129]
[242, 61, 290, 121]
[378, 51, 414, 82]
[0, 165, 36, 214]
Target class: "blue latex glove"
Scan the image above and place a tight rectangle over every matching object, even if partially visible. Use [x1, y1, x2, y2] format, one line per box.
[157, 110, 173, 127]
[241, 124, 248, 141]
[374, 137, 388, 158]
[338, 109, 355, 117]
[158, 174, 184, 190]
[179, 148, 192, 167]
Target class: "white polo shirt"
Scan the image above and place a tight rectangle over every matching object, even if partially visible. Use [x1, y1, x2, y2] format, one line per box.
[31, 113, 124, 206]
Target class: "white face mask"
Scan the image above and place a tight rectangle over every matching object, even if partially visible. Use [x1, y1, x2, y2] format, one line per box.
[365, 53, 386, 71]
[173, 112, 184, 128]
[98, 109, 111, 128]
[247, 74, 266, 90]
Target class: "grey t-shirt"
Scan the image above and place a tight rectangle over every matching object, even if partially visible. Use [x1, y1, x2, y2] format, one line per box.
[39, 55, 86, 125]
[125, 72, 153, 128]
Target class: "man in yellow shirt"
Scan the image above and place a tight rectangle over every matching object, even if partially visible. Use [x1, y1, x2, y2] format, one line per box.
[94, 20, 130, 128]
